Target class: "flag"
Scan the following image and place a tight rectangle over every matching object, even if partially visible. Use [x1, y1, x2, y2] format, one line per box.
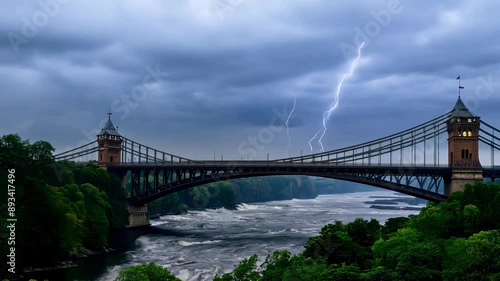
[456, 75, 461, 80]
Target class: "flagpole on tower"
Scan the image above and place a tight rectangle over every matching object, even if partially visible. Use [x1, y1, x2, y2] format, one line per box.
[456, 75, 464, 97]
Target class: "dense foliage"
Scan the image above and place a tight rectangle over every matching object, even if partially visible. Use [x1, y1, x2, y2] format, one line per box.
[114, 262, 181, 281]
[214, 181, 500, 281]
[0, 134, 128, 279]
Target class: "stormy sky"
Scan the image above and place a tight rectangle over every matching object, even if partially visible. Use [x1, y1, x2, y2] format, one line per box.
[1, 0, 500, 162]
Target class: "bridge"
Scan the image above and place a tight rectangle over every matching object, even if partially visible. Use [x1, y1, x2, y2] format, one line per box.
[54, 97, 500, 227]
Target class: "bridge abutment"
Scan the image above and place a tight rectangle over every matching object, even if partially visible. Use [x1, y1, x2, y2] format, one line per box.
[445, 169, 483, 196]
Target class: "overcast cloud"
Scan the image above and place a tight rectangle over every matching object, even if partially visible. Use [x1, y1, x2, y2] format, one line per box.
[1, 0, 500, 162]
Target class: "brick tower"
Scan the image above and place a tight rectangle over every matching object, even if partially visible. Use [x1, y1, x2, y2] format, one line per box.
[97, 111, 122, 165]
[445, 97, 482, 194]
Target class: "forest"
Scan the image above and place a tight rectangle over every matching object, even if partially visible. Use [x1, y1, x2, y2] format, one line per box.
[0, 134, 129, 278]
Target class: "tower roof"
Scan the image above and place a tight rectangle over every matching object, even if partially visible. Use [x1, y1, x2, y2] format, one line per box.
[97, 114, 121, 137]
[450, 96, 474, 118]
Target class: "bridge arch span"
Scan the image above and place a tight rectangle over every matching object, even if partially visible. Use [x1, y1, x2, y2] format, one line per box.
[108, 164, 450, 206]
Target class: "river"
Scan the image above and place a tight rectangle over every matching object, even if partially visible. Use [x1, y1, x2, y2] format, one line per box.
[26, 190, 425, 281]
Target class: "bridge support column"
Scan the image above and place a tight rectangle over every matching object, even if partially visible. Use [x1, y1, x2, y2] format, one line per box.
[127, 203, 150, 228]
[120, 173, 150, 227]
[445, 169, 483, 196]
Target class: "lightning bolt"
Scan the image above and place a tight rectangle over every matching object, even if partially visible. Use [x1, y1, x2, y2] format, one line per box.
[309, 41, 365, 152]
[285, 96, 297, 157]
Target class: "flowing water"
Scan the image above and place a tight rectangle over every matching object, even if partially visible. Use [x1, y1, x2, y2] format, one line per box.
[24, 191, 425, 281]
[96, 191, 424, 281]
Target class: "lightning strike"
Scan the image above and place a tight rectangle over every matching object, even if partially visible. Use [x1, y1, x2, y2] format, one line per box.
[309, 41, 365, 152]
[285, 97, 297, 157]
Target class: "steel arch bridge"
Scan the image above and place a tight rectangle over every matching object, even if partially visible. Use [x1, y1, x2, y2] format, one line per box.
[54, 98, 500, 209]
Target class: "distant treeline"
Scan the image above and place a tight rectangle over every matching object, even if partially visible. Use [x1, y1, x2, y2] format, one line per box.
[148, 176, 318, 216]
[147, 173, 393, 216]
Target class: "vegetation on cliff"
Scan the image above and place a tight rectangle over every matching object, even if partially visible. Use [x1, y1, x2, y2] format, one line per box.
[0, 134, 128, 279]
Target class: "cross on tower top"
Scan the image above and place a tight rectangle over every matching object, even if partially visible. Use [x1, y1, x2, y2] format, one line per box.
[107, 108, 112, 118]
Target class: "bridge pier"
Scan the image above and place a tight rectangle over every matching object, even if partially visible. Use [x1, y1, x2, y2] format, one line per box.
[127, 203, 150, 228]
[444, 169, 483, 196]
[120, 173, 150, 227]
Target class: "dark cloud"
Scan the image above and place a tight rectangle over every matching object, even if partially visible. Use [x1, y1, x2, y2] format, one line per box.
[1, 0, 500, 163]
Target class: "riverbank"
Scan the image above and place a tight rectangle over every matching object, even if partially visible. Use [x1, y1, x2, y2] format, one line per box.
[22, 248, 115, 273]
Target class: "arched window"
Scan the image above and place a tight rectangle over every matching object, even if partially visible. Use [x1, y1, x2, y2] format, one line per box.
[465, 149, 469, 159]
[100, 154, 102, 161]
[110, 156, 114, 163]
[461, 149, 465, 159]
[468, 131, 472, 137]
[450, 152, 454, 164]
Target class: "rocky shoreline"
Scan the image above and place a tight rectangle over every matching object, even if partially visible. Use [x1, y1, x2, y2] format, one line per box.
[22, 247, 115, 273]
[364, 194, 427, 211]
[369, 205, 422, 211]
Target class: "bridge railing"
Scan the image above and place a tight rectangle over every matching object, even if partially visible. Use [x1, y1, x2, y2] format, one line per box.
[121, 137, 199, 164]
[479, 120, 500, 167]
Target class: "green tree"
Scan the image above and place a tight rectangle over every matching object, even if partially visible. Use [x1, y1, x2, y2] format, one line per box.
[442, 230, 500, 281]
[73, 164, 128, 228]
[372, 228, 442, 281]
[115, 262, 180, 281]
[80, 183, 111, 248]
[214, 255, 261, 281]
[380, 217, 409, 240]
[189, 186, 211, 208]
[260, 250, 292, 281]
[304, 219, 380, 268]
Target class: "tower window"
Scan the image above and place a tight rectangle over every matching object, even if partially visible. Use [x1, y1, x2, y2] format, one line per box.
[110, 156, 114, 163]
[468, 131, 472, 137]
